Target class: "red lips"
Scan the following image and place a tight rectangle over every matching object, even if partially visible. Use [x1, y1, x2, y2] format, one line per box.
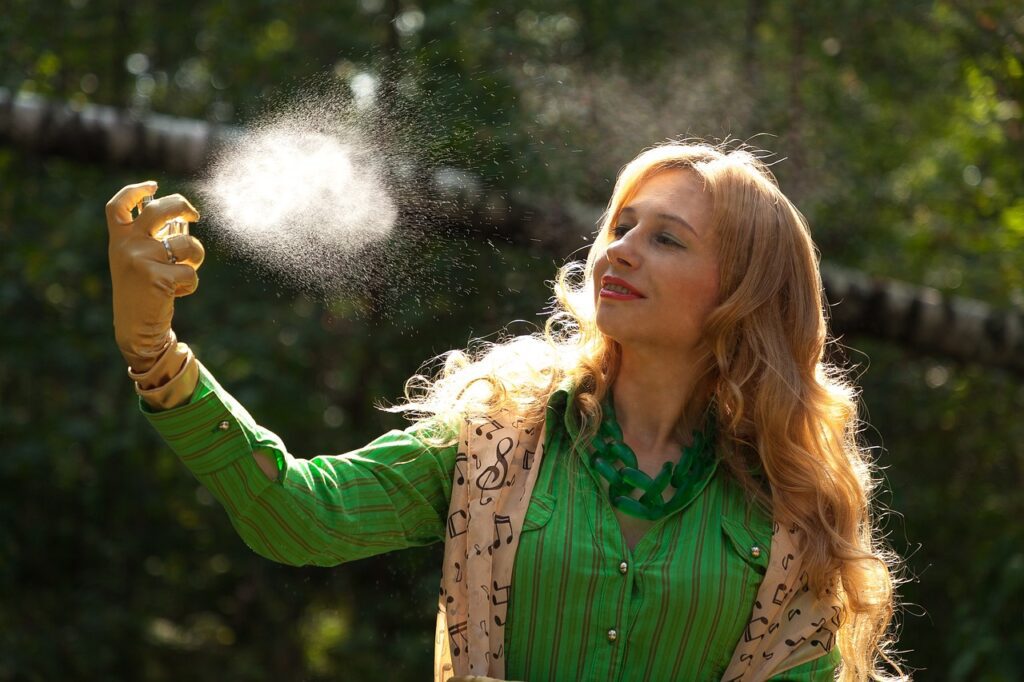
[600, 275, 645, 299]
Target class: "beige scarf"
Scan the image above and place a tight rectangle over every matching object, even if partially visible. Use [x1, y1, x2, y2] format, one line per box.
[435, 411, 842, 682]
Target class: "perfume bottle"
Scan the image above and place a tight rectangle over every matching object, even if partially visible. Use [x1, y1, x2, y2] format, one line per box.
[133, 195, 190, 238]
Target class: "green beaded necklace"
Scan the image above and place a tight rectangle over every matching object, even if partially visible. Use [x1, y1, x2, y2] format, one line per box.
[589, 399, 717, 521]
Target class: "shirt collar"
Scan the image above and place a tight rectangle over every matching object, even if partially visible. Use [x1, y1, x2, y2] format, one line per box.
[545, 376, 579, 440]
[546, 377, 721, 516]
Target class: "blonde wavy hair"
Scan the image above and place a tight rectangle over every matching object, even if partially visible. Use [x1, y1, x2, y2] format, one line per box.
[392, 141, 903, 680]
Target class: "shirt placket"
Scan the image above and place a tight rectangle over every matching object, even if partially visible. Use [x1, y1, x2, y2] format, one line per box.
[577, 452, 644, 680]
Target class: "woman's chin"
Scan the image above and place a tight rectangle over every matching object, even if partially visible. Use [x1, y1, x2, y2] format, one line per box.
[595, 318, 634, 347]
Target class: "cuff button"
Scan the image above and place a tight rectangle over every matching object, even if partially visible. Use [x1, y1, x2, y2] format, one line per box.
[218, 420, 231, 431]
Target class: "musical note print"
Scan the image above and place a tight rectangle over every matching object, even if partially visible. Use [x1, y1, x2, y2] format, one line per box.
[476, 436, 514, 505]
[455, 452, 468, 485]
[439, 584, 456, 608]
[491, 514, 514, 551]
[742, 616, 769, 643]
[719, 521, 845, 681]
[523, 447, 536, 470]
[434, 407, 550, 679]
[447, 509, 468, 539]
[490, 580, 510, 607]
[474, 417, 503, 440]
[448, 620, 469, 657]
[812, 633, 834, 653]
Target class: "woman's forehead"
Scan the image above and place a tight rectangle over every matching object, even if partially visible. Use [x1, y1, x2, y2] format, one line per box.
[619, 169, 712, 229]
[634, 167, 704, 196]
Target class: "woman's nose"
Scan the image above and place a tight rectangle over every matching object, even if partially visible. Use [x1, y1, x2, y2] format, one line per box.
[606, 231, 639, 268]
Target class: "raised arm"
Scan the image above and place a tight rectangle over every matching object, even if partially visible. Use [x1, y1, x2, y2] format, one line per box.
[140, 361, 457, 566]
[107, 182, 457, 567]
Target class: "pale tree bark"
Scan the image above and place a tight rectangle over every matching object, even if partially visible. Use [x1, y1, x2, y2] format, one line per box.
[0, 88, 226, 175]
[3, 87, 1023, 375]
[823, 264, 1024, 373]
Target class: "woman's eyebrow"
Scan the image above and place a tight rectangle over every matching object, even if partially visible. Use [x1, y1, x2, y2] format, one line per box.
[620, 206, 700, 239]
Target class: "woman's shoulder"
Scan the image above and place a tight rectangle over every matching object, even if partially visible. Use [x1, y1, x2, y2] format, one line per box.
[395, 332, 580, 444]
[447, 376, 576, 450]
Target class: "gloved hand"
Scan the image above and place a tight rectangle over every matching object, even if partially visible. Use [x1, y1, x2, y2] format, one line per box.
[106, 181, 204, 373]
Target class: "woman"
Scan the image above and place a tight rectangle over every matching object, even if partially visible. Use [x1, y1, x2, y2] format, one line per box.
[107, 141, 903, 681]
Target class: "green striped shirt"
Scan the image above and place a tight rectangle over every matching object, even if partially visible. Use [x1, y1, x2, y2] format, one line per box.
[142, 362, 838, 681]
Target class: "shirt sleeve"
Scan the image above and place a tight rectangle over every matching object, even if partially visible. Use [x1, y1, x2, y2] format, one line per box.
[766, 646, 841, 681]
[140, 360, 458, 567]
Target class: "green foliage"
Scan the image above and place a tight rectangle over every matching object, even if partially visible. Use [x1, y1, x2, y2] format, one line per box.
[3, 0, 1024, 679]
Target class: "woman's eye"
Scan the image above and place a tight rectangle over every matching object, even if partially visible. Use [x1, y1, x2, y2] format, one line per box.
[657, 233, 684, 248]
[611, 225, 632, 238]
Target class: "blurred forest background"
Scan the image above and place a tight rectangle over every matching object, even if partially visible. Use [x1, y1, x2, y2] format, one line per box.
[3, 0, 1024, 680]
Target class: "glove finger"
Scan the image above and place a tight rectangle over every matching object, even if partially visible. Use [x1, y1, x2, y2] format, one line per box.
[170, 264, 200, 297]
[107, 181, 159, 233]
[137, 194, 200, 238]
[153, 263, 199, 298]
[165, 234, 206, 269]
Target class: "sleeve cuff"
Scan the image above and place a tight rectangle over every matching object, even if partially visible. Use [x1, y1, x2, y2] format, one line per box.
[141, 360, 287, 479]
[130, 336, 200, 411]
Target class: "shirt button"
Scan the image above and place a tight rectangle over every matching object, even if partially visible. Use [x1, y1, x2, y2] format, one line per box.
[618, 561, 628, 574]
[218, 420, 231, 431]
[750, 545, 761, 559]
[607, 628, 618, 642]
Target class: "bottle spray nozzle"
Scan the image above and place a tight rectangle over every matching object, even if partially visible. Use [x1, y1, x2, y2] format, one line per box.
[132, 194, 189, 238]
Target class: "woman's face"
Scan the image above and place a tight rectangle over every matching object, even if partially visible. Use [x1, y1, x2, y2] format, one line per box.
[593, 168, 719, 356]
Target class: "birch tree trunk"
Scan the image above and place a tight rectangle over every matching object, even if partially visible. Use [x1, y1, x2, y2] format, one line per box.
[0, 87, 227, 175]
[3, 87, 1023, 374]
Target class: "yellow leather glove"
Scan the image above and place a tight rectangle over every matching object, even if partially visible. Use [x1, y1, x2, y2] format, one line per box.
[107, 181, 205, 405]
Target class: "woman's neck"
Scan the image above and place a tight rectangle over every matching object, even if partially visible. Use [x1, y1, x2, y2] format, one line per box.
[611, 345, 708, 457]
